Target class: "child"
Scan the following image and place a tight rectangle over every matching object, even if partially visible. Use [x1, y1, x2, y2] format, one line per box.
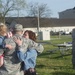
[0, 23, 7, 67]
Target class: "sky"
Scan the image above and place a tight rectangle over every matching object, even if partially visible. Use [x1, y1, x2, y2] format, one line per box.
[26, 0, 75, 18]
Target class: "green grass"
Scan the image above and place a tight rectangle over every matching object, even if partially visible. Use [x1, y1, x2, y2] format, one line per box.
[36, 35, 75, 75]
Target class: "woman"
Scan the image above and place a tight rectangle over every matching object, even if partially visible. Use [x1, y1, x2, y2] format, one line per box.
[16, 30, 38, 75]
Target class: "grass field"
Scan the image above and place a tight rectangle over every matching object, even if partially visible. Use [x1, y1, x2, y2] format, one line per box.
[36, 35, 75, 75]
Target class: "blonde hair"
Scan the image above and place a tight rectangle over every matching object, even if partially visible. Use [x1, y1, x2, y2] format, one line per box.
[0, 23, 7, 36]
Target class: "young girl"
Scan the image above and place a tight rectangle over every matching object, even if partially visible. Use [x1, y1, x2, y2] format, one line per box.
[0, 23, 7, 67]
[0, 23, 13, 67]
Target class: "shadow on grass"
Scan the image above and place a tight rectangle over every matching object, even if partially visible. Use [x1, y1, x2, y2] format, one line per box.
[52, 53, 72, 59]
[49, 65, 72, 70]
[51, 72, 75, 75]
[36, 64, 72, 70]
[36, 64, 46, 68]
[38, 51, 57, 58]
[38, 52, 71, 59]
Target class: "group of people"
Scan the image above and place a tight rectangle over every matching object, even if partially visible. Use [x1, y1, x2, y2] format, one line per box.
[0, 23, 44, 75]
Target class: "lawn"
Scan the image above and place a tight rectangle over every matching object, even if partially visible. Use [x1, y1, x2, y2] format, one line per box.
[36, 35, 75, 75]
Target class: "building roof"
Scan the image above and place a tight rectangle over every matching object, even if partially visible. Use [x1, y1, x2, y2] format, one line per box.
[5, 17, 75, 28]
[59, 7, 75, 13]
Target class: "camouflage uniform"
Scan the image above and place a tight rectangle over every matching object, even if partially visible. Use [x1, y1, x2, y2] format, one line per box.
[0, 37, 24, 75]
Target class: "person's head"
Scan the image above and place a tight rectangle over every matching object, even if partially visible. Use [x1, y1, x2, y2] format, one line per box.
[13, 24, 24, 35]
[23, 30, 36, 41]
[0, 23, 7, 36]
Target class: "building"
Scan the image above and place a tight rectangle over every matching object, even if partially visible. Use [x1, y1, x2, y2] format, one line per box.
[5, 17, 75, 40]
[59, 7, 75, 19]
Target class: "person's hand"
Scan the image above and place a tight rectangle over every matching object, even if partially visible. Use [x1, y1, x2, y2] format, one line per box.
[5, 44, 13, 50]
[13, 37, 22, 46]
[7, 32, 13, 38]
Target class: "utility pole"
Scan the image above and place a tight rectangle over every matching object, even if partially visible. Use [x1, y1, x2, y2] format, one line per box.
[37, 6, 40, 36]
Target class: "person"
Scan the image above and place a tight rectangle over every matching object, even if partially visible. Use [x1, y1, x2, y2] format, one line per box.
[0, 23, 43, 75]
[16, 30, 42, 75]
[0, 24, 23, 75]
[72, 28, 75, 69]
[0, 23, 15, 68]
[13, 26, 44, 75]
[0, 23, 7, 67]
[0, 24, 24, 75]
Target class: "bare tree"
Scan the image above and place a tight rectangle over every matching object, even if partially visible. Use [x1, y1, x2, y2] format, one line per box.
[26, 2, 52, 18]
[0, 0, 26, 22]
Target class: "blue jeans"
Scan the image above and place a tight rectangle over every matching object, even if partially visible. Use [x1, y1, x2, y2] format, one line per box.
[17, 49, 37, 70]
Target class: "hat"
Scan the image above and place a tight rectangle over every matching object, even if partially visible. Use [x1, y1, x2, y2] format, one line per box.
[14, 24, 23, 31]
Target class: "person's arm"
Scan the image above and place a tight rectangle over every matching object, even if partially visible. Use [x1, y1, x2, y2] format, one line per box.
[3, 38, 16, 50]
[0, 37, 4, 67]
[14, 37, 44, 61]
[17, 50, 26, 62]
[34, 44, 44, 53]
[13, 37, 26, 61]
[15, 37, 44, 53]
[27, 39, 44, 53]
[0, 54, 4, 67]
[0, 38, 4, 55]
[0, 37, 3, 45]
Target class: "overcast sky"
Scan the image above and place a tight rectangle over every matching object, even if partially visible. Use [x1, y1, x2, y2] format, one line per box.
[26, 0, 75, 18]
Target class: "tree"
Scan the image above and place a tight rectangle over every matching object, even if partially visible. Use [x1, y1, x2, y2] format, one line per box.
[26, 2, 52, 18]
[0, 0, 26, 23]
